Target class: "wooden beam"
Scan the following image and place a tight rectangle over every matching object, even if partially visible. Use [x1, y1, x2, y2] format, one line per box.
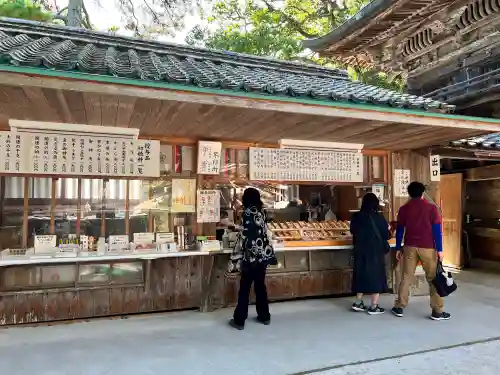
[466, 163, 500, 181]
[429, 147, 500, 161]
[56, 89, 74, 123]
[2, 72, 500, 132]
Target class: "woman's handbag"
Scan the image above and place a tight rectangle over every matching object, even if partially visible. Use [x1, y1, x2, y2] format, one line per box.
[369, 215, 390, 254]
[432, 260, 457, 297]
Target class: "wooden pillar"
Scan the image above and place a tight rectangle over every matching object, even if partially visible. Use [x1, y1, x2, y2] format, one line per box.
[147, 181, 153, 232]
[50, 178, 57, 234]
[101, 179, 106, 237]
[0, 177, 4, 228]
[76, 178, 82, 235]
[125, 179, 130, 236]
[22, 177, 29, 248]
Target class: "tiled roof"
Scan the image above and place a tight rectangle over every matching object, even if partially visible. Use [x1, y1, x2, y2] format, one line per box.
[0, 18, 455, 112]
[450, 133, 500, 148]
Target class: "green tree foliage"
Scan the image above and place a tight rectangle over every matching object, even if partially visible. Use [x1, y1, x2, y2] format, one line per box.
[0, 0, 52, 22]
[185, 0, 405, 92]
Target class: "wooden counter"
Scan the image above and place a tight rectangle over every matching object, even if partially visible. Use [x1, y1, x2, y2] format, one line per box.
[0, 245, 358, 326]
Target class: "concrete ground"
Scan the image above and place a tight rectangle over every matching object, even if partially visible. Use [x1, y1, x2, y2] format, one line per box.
[0, 270, 499, 375]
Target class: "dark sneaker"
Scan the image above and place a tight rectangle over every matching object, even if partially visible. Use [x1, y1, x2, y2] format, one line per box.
[391, 307, 404, 317]
[351, 301, 367, 312]
[229, 319, 244, 330]
[367, 305, 385, 315]
[256, 317, 271, 325]
[430, 311, 451, 321]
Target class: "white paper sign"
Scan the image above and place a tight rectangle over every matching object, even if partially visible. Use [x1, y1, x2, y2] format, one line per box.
[430, 155, 440, 182]
[372, 184, 385, 201]
[394, 169, 410, 197]
[80, 235, 89, 251]
[197, 141, 222, 175]
[0, 131, 161, 177]
[108, 235, 130, 252]
[133, 232, 155, 244]
[249, 147, 363, 182]
[156, 232, 175, 244]
[34, 235, 57, 254]
[197, 190, 221, 223]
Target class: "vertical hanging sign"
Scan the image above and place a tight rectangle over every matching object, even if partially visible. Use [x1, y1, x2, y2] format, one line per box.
[372, 184, 385, 202]
[394, 169, 410, 198]
[197, 141, 222, 175]
[197, 190, 221, 223]
[430, 155, 441, 182]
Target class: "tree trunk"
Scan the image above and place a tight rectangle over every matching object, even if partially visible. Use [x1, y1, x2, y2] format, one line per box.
[67, 0, 83, 27]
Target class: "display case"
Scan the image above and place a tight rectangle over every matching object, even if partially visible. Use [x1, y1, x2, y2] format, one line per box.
[268, 220, 351, 242]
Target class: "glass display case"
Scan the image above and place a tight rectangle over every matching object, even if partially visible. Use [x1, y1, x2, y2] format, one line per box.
[268, 220, 350, 241]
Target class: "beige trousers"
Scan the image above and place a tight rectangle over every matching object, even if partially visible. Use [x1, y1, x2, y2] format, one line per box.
[394, 246, 444, 313]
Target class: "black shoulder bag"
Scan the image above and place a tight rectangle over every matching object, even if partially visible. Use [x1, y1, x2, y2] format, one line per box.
[369, 215, 390, 254]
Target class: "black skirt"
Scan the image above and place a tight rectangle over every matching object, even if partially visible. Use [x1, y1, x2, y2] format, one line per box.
[351, 249, 388, 294]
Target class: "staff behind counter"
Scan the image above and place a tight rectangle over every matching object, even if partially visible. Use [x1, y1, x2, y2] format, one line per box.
[275, 199, 337, 222]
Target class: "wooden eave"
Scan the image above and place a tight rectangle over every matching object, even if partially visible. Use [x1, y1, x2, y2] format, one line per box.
[303, 0, 456, 57]
[0, 69, 497, 151]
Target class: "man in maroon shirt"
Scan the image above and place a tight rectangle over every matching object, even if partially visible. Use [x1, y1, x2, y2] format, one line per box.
[391, 181, 451, 321]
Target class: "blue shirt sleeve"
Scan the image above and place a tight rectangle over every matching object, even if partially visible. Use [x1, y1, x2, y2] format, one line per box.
[432, 223, 443, 253]
[395, 225, 404, 250]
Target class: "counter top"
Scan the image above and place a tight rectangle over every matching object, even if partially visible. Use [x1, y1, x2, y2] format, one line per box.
[0, 245, 360, 266]
[0, 243, 397, 266]
[0, 251, 216, 266]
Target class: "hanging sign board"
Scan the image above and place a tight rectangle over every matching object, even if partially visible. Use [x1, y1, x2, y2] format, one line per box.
[394, 169, 410, 198]
[0, 132, 27, 174]
[430, 155, 441, 182]
[0, 132, 161, 177]
[197, 141, 222, 175]
[197, 190, 221, 223]
[249, 147, 363, 182]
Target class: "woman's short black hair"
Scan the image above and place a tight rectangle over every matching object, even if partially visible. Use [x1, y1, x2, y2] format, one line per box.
[242, 187, 263, 209]
[407, 181, 425, 198]
[360, 192, 379, 212]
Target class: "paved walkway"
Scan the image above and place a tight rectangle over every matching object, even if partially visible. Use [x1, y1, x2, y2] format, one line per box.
[0, 270, 499, 375]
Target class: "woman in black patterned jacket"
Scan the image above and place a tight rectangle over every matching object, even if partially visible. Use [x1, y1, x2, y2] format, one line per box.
[228, 187, 277, 330]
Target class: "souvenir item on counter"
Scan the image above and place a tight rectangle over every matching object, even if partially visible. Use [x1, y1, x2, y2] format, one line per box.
[269, 220, 351, 241]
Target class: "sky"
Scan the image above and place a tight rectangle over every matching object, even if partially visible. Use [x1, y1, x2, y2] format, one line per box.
[52, 0, 203, 44]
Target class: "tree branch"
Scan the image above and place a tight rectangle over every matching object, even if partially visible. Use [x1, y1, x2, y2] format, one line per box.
[261, 0, 319, 38]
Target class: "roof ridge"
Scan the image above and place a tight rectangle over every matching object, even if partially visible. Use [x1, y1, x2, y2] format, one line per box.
[0, 17, 349, 80]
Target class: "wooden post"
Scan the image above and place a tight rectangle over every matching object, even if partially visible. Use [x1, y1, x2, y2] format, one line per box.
[147, 181, 153, 232]
[22, 177, 29, 248]
[125, 179, 130, 237]
[50, 178, 57, 234]
[76, 178, 82, 236]
[0, 177, 5, 228]
[101, 179, 106, 237]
